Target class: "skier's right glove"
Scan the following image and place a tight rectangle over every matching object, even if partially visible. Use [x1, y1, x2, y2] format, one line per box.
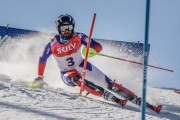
[33, 75, 44, 85]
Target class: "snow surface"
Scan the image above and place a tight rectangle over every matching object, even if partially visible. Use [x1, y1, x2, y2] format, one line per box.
[0, 34, 180, 120]
[0, 76, 180, 120]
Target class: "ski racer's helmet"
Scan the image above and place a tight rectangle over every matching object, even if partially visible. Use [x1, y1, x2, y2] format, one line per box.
[55, 14, 75, 39]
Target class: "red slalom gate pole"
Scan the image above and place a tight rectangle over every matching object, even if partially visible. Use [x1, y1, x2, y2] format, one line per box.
[79, 13, 96, 96]
[98, 53, 174, 72]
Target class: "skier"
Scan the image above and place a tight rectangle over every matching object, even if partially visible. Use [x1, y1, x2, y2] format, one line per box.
[33, 14, 162, 113]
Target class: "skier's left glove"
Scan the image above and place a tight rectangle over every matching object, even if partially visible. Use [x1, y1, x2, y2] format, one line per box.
[82, 47, 98, 58]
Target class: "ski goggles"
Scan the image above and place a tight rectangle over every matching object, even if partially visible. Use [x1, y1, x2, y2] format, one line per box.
[60, 25, 73, 32]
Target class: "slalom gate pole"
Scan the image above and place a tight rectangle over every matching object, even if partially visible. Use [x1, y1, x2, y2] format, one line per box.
[79, 13, 96, 96]
[97, 53, 174, 72]
[141, 0, 151, 120]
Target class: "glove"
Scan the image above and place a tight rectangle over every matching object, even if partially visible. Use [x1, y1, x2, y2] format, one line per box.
[33, 75, 44, 85]
[82, 47, 98, 58]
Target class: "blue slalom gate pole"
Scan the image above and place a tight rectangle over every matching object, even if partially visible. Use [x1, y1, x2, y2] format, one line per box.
[141, 0, 151, 120]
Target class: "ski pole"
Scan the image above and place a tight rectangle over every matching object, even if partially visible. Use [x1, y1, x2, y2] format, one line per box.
[98, 53, 174, 72]
[82, 48, 174, 72]
[79, 13, 97, 96]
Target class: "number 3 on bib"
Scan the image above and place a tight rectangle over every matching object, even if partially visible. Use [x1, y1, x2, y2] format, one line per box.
[66, 57, 75, 66]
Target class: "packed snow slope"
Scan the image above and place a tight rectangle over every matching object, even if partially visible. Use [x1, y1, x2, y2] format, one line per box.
[0, 34, 179, 120]
[0, 77, 180, 120]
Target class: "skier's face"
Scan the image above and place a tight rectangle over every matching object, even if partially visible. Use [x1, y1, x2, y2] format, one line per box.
[60, 25, 73, 39]
[61, 30, 72, 39]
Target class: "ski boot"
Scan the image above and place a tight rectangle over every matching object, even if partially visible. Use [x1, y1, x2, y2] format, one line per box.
[108, 82, 136, 100]
[131, 96, 162, 113]
[103, 91, 127, 107]
[153, 105, 163, 114]
[117, 98, 127, 108]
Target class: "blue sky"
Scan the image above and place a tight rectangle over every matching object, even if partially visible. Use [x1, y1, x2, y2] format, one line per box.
[1, 0, 180, 89]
